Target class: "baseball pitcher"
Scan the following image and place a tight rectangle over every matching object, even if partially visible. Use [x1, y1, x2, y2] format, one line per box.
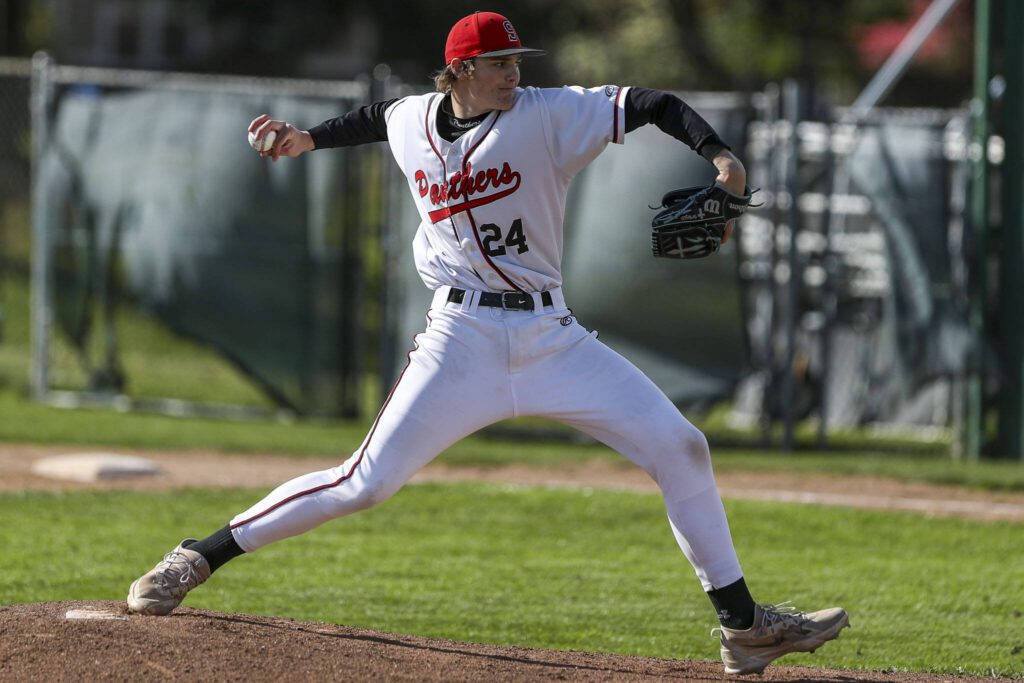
[126, 12, 848, 675]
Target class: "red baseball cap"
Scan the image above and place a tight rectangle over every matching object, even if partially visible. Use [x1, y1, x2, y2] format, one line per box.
[444, 12, 545, 64]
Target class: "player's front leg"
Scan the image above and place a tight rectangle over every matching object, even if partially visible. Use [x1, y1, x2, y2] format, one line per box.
[128, 307, 514, 614]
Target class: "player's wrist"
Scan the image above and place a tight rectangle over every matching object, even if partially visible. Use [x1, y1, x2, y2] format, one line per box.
[713, 179, 750, 198]
[711, 154, 745, 193]
[298, 130, 315, 153]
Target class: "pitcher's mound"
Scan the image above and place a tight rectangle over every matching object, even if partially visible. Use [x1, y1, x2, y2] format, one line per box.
[0, 601, 1008, 681]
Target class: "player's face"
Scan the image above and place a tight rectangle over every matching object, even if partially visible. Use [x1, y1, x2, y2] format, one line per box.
[467, 56, 521, 111]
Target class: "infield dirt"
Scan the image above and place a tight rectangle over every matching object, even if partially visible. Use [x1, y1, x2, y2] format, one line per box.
[1, 601, 1015, 682]
[3, 443, 1024, 522]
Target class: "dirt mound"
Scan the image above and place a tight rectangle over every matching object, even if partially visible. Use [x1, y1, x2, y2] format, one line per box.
[0, 601, 1010, 682]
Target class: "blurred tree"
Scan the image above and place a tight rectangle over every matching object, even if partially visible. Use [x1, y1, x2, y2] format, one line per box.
[171, 1, 562, 87]
[850, 0, 974, 107]
[1, 0, 27, 53]
[3, 0, 973, 108]
[551, 0, 973, 108]
[553, 0, 862, 95]
[7, 0, 51, 54]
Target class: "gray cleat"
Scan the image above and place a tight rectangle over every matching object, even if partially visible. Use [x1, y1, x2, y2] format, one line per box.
[714, 602, 850, 675]
[126, 539, 211, 616]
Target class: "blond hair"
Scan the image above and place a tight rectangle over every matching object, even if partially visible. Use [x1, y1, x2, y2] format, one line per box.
[432, 59, 476, 93]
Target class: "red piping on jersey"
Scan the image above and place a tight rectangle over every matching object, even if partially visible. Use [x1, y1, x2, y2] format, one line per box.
[464, 207, 522, 291]
[460, 112, 522, 291]
[613, 86, 625, 143]
[425, 110, 519, 224]
[425, 98, 462, 242]
[424, 99, 520, 292]
[229, 318, 430, 531]
[425, 97, 447, 175]
[463, 111, 500, 164]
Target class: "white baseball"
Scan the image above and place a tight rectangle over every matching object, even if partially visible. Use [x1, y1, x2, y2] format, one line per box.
[248, 129, 277, 153]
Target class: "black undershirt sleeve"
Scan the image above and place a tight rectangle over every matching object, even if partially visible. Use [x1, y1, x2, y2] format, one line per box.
[308, 98, 398, 149]
[625, 87, 729, 162]
[308, 90, 728, 158]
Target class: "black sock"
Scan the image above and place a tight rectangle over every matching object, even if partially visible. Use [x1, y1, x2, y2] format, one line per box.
[707, 577, 756, 629]
[183, 525, 245, 574]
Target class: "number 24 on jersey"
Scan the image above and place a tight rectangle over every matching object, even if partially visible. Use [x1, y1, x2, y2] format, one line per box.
[480, 218, 529, 257]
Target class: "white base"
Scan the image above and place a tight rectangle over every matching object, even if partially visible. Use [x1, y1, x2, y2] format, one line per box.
[65, 608, 128, 621]
[31, 453, 162, 483]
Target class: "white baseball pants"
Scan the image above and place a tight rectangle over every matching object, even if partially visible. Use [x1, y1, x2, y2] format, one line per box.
[230, 286, 743, 590]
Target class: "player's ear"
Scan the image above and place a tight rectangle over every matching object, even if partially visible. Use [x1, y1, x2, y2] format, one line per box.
[451, 58, 465, 77]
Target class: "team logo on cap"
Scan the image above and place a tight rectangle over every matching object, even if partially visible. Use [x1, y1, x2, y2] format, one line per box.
[503, 21, 518, 42]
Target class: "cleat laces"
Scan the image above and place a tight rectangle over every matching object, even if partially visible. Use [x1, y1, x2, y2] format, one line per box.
[156, 550, 200, 590]
[761, 601, 808, 630]
[709, 601, 809, 640]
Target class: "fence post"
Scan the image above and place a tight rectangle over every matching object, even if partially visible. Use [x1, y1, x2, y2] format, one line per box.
[780, 80, 805, 453]
[997, 0, 1024, 459]
[965, 0, 991, 460]
[29, 51, 53, 402]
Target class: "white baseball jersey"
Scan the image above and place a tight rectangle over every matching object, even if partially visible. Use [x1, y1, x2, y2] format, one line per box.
[385, 85, 630, 293]
[228, 83, 744, 597]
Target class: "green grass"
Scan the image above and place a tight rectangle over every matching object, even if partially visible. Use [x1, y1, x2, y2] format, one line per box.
[3, 386, 1024, 491]
[0, 260, 271, 406]
[707, 449, 1024, 491]
[0, 483, 1022, 675]
[0, 391, 371, 455]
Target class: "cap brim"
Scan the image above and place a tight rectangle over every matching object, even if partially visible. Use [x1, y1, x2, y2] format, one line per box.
[475, 47, 546, 58]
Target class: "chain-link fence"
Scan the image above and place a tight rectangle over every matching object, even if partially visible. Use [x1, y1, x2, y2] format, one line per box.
[733, 84, 976, 445]
[27, 54, 404, 418]
[0, 58, 33, 351]
[8, 55, 982, 443]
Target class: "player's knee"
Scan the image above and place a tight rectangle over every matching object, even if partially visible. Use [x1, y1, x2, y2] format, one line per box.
[639, 423, 714, 499]
[636, 420, 710, 467]
[664, 424, 715, 495]
[314, 475, 398, 516]
[360, 484, 396, 509]
[350, 476, 400, 511]
[675, 423, 712, 468]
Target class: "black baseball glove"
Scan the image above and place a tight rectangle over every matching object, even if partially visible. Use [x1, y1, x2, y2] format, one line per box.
[650, 182, 754, 259]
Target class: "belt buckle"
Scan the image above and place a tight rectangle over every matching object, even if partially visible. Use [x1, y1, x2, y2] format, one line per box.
[501, 292, 530, 310]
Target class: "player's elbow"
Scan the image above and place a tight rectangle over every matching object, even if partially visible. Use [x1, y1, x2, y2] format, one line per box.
[729, 159, 746, 186]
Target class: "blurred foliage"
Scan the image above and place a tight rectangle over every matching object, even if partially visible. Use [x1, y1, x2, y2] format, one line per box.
[3, 0, 975, 108]
[21, 0, 52, 53]
[552, 0, 973, 106]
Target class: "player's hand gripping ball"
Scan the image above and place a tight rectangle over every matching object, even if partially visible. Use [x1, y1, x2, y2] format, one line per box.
[248, 129, 277, 153]
[650, 182, 755, 259]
